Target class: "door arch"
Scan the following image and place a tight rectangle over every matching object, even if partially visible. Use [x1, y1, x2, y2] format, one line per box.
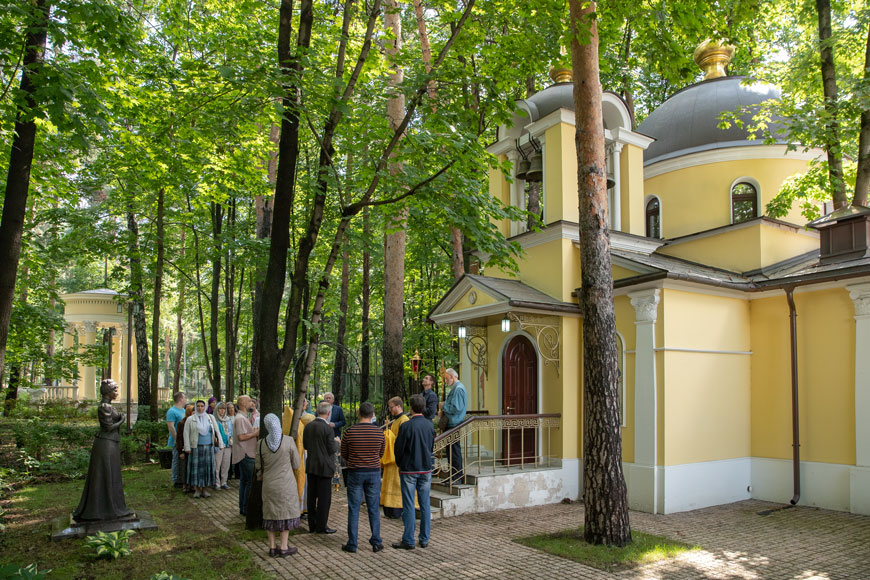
[502, 334, 538, 464]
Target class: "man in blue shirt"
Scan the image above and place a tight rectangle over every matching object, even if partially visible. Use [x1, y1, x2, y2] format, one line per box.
[439, 368, 467, 484]
[166, 391, 187, 487]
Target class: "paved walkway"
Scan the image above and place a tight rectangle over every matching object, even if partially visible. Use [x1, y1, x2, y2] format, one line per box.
[195, 480, 870, 579]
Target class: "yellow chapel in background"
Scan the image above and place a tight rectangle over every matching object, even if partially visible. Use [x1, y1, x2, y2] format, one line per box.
[431, 41, 870, 516]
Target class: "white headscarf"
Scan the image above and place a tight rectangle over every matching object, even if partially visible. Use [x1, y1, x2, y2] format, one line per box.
[195, 404, 211, 437]
[264, 413, 283, 453]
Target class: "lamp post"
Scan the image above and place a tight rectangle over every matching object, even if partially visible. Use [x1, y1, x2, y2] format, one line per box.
[411, 349, 421, 395]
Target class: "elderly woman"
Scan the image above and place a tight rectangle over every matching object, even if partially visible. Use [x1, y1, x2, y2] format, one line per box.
[184, 399, 224, 498]
[257, 413, 301, 557]
[73, 379, 133, 521]
[214, 401, 233, 490]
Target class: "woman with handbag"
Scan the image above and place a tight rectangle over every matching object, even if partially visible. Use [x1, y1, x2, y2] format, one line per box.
[257, 413, 302, 557]
[184, 400, 224, 498]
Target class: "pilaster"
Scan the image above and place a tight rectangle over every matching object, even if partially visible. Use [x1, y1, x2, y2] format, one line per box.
[847, 283, 870, 514]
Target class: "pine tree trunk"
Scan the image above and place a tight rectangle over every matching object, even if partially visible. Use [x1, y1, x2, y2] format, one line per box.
[816, 0, 847, 207]
[0, 0, 51, 381]
[853, 24, 870, 207]
[570, 0, 631, 547]
[382, 0, 408, 408]
[127, 211, 151, 415]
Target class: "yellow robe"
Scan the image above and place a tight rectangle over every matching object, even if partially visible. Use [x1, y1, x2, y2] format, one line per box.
[281, 406, 306, 500]
[380, 414, 418, 509]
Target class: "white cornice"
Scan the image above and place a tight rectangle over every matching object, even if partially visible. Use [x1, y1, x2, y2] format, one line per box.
[644, 145, 825, 179]
[612, 127, 655, 150]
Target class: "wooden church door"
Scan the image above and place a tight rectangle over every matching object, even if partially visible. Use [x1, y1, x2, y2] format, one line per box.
[502, 334, 538, 464]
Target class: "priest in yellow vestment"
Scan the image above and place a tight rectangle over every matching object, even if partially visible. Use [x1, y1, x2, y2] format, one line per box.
[282, 398, 315, 513]
[381, 396, 418, 518]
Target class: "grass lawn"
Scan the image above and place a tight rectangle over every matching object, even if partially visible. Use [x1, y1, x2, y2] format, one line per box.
[0, 463, 271, 580]
[514, 527, 700, 573]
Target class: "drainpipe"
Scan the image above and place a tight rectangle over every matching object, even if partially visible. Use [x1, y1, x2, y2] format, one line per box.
[785, 286, 801, 505]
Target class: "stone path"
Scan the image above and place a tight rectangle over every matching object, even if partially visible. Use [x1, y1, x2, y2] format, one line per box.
[194, 479, 870, 579]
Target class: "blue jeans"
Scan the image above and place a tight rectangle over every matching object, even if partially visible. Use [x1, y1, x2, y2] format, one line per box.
[345, 470, 382, 549]
[171, 448, 179, 484]
[237, 456, 254, 515]
[401, 472, 431, 546]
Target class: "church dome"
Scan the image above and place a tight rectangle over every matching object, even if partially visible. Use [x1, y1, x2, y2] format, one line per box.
[638, 75, 786, 166]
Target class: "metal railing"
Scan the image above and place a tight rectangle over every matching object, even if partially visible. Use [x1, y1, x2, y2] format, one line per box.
[433, 413, 561, 493]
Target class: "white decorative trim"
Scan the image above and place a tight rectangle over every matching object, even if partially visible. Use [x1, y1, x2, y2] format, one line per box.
[83, 321, 98, 333]
[644, 145, 824, 179]
[653, 347, 753, 355]
[643, 194, 663, 239]
[629, 289, 660, 324]
[729, 176, 762, 224]
[749, 278, 865, 300]
[612, 127, 655, 150]
[847, 282, 870, 318]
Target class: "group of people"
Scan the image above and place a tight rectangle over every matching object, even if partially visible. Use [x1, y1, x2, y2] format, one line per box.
[163, 366, 468, 557]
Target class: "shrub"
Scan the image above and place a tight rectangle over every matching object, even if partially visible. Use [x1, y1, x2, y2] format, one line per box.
[85, 530, 134, 559]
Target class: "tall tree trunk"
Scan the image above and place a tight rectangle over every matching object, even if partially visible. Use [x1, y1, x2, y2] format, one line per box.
[209, 202, 223, 400]
[815, 0, 847, 207]
[224, 198, 237, 402]
[149, 188, 165, 421]
[330, 249, 350, 403]
[570, 0, 631, 547]
[382, 0, 408, 408]
[361, 208, 371, 402]
[172, 231, 186, 394]
[250, 125, 277, 396]
[127, 210, 151, 417]
[854, 23, 870, 207]
[0, 0, 51, 381]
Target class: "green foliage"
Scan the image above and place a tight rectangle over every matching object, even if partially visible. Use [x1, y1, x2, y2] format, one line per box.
[0, 564, 51, 580]
[767, 159, 858, 221]
[85, 530, 135, 560]
[9, 418, 94, 477]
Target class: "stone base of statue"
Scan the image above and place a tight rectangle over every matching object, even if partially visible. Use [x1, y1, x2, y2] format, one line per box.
[50, 511, 158, 541]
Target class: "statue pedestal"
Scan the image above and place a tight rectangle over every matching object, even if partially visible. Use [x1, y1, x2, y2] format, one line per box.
[50, 511, 157, 541]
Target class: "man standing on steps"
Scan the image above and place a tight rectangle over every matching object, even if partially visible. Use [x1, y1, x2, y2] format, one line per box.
[304, 401, 340, 535]
[439, 368, 467, 484]
[393, 394, 435, 550]
[421, 374, 438, 421]
[340, 402, 385, 553]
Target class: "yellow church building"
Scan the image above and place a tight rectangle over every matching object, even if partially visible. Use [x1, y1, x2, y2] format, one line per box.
[430, 43, 870, 516]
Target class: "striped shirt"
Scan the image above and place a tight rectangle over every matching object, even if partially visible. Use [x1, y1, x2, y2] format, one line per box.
[341, 422, 386, 472]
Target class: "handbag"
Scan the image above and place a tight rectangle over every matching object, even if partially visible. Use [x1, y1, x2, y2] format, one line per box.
[245, 440, 265, 531]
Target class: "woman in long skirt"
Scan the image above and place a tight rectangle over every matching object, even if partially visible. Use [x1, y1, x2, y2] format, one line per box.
[183, 400, 224, 498]
[257, 413, 301, 557]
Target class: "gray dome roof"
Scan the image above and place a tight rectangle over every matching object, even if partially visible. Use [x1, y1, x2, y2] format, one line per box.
[521, 83, 574, 122]
[637, 76, 787, 166]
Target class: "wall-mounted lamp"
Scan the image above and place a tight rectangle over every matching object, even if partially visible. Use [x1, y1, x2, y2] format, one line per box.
[457, 325, 467, 339]
[501, 316, 511, 333]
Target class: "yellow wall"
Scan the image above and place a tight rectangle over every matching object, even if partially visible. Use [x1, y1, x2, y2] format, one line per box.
[750, 288, 855, 464]
[615, 295, 636, 463]
[488, 237, 578, 303]
[644, 157, 811, 239]
[660, 289, 752, 465]
[490, 156, 511, 238]
[620, 144, 647, 237]
[659, 221, 819, 273]
[453, 288, 498, 312]
[543, 122, 579, 225]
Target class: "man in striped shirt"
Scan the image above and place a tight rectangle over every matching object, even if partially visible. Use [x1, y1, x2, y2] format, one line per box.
[340, 401, 386, 553]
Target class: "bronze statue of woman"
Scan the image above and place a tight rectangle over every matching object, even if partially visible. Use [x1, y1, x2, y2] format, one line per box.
[73, 379, 133, 521]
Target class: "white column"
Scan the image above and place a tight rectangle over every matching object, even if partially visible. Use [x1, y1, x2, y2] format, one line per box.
[118, 324, 128, 403]
[628, 288, 660, 513]
[612, 143, 623, 231]
[61, 324, 75, 389]
[848, 283, 870, 514]
[82, 321, 98, 400]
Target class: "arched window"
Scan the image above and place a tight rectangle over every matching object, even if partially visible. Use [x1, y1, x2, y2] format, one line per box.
[731, 182, 758, 223]
[646, 197, 661, 239]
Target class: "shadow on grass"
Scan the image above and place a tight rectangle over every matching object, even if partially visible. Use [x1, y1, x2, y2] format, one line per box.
[514, 527, 700, 573]
[0, 464, 272, 580]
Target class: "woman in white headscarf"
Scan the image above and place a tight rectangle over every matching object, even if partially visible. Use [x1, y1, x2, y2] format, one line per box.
[183, 399, 224, 498]
[256, 413, 301, 557]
